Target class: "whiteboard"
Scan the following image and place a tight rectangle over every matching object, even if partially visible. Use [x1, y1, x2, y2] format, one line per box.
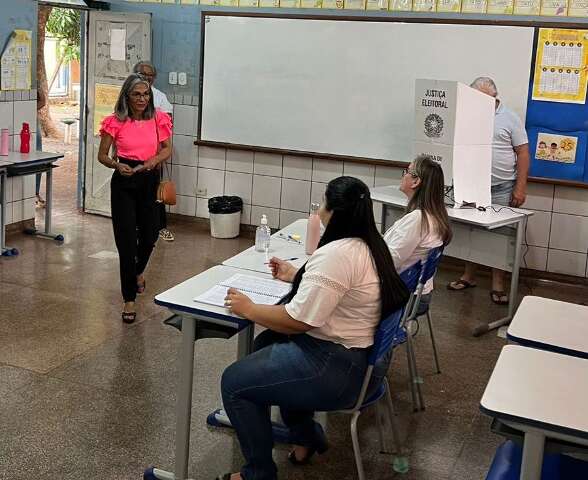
[200, 15, 534, 162]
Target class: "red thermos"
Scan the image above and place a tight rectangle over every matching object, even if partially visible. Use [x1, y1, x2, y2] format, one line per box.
[19, 122, 30, 154]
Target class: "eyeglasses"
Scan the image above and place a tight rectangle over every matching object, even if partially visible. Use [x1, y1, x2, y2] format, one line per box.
[129, 92, 151, 100]
[402, 168, 419, 178]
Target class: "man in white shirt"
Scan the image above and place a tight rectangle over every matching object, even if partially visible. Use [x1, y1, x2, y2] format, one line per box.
[133, 61, 175, 242]
[448, 77, 530, 305]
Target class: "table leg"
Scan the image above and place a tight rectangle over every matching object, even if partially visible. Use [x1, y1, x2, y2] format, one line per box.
[237, 324, 254, 359]
[520, 431, 545, 480]
[24, 167, 64, 242]
[1, 171, 6, 254]
[472, 218, 525, 337]
[174, 314, 196, 480]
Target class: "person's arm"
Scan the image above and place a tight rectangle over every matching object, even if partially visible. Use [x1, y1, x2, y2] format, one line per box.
[224, 291, 313, 334]
[97, 134, 133, 176]
[383, 212, 422, 269]
[142, 137, 172, 171]
[511, 143, 530, 208]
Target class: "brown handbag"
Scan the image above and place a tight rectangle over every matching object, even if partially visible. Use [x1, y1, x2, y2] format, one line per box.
[154, 115, 176, 205]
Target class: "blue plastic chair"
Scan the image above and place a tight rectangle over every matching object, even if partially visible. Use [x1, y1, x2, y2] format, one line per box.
[336, 307, 408, 480]
[396, 247, 444, 411]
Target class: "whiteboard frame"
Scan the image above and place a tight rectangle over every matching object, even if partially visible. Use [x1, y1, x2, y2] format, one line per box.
[197, 12, 588, 167]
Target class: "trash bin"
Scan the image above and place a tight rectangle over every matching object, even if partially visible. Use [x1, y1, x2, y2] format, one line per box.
[208, 196, 243, 239]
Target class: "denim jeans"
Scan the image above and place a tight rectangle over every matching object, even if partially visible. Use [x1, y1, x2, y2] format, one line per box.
[491, 180, 515, 206]
[221, 330, 370, 480]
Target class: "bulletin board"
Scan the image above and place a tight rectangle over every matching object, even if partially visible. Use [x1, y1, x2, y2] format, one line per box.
[526, 27, 588, 185]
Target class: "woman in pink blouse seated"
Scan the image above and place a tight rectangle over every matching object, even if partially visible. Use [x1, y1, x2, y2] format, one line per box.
[98, 73, 172, 323]
[217, 176, 410, 480]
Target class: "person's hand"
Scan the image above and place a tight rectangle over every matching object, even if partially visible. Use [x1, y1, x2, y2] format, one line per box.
[116, 163, 134, 177]
[224, 288, 254, 318]
[142, 158, 160, 172]
[269, 257, 296, 283]
[510, 187, 526, 208]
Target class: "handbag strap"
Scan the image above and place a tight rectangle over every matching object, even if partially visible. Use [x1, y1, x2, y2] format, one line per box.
[154, 112, 172, 179]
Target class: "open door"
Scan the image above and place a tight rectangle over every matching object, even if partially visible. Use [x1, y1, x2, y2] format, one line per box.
[84, 11, 151, 216]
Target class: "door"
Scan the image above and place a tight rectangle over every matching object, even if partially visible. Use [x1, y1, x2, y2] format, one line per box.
[84, 11, 151, 216]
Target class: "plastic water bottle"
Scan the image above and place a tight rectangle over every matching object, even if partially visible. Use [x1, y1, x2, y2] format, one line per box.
[305, 203, 321, 255]
[255, 214, 271, 253]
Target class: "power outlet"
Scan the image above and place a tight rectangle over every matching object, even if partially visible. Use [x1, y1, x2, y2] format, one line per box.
[196, 187, 207, 196]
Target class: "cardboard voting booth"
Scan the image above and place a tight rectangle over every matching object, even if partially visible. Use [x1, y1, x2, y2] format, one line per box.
[413, 79, 495, 207]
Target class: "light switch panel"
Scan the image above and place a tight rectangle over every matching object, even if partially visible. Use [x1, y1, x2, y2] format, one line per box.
[168, 72, 178, 85]
[178, 72, 187, 86]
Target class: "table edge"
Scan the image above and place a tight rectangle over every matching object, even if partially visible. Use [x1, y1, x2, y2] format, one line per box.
[154, 298, 251, 329]
[479, 404, 588, 441]
[506, 333, 588, 360]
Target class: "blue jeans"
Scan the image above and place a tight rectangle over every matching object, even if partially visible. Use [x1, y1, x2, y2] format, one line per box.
[491, 180, 515, 206]
[221, 330, 370, 480]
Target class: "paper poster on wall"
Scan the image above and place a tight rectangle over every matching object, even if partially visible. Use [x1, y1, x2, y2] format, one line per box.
[93, 84, 121, 136]
[344, 0, 366, 8]
[413, 0, 436, 10]
[540, 0, 568, 14]
[437, 0, 461, 11]
[461, 0, 487, 12]
[389, 0, 412, 9]
[220, 0, 239, 5]
[366, 0, 388, 8]
[280, 0, 301, 6]
[180, 0, 198, 3]
[259, 0, 279, 5]
[514, 0, 540, 13]
[239, 0, 259, 5]
[0, 29, 32, 91]
[110, 29, 126, 61]
[568, 0, 588, 15]
[487, 0, 514, 13]
[535, 133, 578, 163]
[532, 28, 588, 103]
[322, 0, 345, 7]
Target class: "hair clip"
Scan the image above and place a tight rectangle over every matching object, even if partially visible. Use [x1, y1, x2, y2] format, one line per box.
[359, 193, 365, 199]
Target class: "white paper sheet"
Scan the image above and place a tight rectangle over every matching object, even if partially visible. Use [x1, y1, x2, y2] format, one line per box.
[110, 28, 126, 61]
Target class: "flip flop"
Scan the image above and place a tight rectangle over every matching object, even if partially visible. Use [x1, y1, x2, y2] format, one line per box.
[447, 279, 477, 291]
[490, 290, 509, 305]
[121, 311, 136, 324]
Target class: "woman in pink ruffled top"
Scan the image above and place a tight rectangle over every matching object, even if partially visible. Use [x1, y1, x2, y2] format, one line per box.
[98, 73, 172, 324]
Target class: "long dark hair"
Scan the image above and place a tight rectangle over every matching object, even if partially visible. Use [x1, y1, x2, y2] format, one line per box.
[281, 176, 409, 320]
[114, 73, 156, 122]
[406, 154, 452, 245]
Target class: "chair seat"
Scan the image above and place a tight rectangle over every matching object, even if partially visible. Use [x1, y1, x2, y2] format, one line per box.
[486, 440, 588, 480]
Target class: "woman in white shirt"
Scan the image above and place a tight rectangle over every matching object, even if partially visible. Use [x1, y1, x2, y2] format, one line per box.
[383, 154, 452, 310]
[217, 176, 409, 480]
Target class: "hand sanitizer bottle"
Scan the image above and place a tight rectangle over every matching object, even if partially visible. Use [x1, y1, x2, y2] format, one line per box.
[255, 214, 271, 253]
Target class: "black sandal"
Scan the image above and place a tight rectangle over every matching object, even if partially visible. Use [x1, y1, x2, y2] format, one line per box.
[288, 423, 329, 466]
[121, 311, 136, 324]
[490, 290, 509, 305]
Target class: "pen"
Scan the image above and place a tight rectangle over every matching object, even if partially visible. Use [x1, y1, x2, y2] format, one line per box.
[264, 257, 299, 265]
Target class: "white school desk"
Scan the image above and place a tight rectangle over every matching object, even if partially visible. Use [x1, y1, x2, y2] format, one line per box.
[507, 296, 588, 359]
[150, 265, 276, 480]
[223, 218, 310, 274]
[480, 345, 588, 480]
[371, 185, 533, 337]
[0, 151, 64, 257]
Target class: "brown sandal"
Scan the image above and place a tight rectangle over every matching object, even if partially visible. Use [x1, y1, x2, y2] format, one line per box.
[490, 290, 509, 305]
[447, 279, 477, 291]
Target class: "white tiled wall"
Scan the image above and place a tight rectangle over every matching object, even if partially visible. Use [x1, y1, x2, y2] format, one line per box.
[169, 103, 588, 279]
[0, 91, 38, 226]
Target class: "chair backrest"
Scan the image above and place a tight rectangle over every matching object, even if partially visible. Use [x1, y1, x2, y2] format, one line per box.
[367, 307, 405, 366]
[420, 246, 444, 285]
[399, 261, 422, 294]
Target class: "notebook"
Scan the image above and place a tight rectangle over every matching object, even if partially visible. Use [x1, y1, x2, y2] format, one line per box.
[194, 273, 291, 308]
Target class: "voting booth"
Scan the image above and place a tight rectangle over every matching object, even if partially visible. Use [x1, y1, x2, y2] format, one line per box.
[413, 79, 495, 207]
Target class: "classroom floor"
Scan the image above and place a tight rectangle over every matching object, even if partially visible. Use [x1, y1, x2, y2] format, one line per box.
[1, 210, 587, 480]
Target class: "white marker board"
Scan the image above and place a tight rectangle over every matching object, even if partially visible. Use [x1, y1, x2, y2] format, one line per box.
[200, 15, 534, 162]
